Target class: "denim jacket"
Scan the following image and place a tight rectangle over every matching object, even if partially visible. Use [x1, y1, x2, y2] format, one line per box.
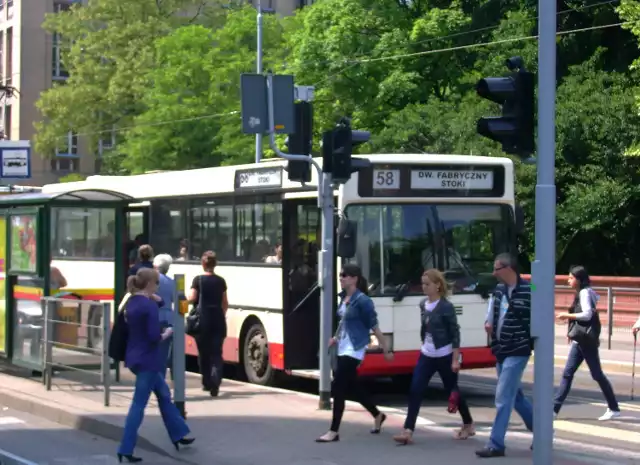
[337, 289, 379, 351]
[419, 298, 461, 350]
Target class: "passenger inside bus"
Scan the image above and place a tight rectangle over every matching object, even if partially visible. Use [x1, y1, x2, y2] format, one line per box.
[264, 242, 282, 264]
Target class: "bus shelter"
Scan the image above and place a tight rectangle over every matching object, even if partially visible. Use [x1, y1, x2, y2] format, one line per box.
[0, 188, 132, 371]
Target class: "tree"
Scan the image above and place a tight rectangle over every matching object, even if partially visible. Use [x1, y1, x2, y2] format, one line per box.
[58, 173, 86, 183]
[119, 7, 287, 173]
[34, 0, 218, 166]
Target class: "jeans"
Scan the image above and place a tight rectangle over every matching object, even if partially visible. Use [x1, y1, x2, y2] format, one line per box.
[195, 333, 225, 391]
[488, 355, 533, 451]
[118, 371, 190, 455]
[554, 342, 619, 414]
[330, 356, 380, 432]
[404, 352, 473, 431]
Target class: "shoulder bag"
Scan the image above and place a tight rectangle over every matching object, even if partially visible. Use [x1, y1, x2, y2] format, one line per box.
[186, 276, 203, 337]
[568, 294, 601, 346]
[108, 294, 131, 362]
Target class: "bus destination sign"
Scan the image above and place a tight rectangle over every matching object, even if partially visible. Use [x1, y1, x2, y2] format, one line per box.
[410, 169, 494, 190]
[359, 164, 505, 198]
[235, 167, 283, 190]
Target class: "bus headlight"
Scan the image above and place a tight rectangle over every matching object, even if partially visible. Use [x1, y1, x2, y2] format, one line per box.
[367, 333, 393, 353]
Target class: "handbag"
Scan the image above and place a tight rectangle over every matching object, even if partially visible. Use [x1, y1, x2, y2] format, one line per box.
[186, 276, 202, 337]
[567, 295, 601, 346]
[108, 296, 130, 362]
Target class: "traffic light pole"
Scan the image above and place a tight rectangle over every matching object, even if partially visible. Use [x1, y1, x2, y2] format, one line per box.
[255, 3, 263, 163]
[531, 0, 557, 462]
[265, 73, 333, 410]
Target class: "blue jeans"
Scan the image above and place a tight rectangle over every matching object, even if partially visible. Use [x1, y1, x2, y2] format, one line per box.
[554, 342, 619, 414]
[118, 371, 190, 455]
[488, 356, 533, 451]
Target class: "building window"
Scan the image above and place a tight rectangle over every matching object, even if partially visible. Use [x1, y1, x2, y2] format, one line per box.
[6, 0, 11, 19]
[0, 32, 4, 82]
[0, 2, 5, 21]
[51, 131, 79, 172]
[52, 3, 71, 79]
[98, 127, 116, 154]
[5, 27, 11, 85]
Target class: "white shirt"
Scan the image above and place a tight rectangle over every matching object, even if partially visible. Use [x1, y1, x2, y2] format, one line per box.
[420, 299, 453, 358]
[485, 285, 515, 339]
[337, 302, 366, 361]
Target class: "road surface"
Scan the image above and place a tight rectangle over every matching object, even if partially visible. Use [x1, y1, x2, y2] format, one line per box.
[0, 407, 178, 464]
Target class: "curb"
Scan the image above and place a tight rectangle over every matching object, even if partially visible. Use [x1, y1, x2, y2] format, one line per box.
[0, 385, 179, 461]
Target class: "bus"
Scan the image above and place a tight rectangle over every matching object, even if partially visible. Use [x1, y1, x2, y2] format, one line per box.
[41, 154, 519, 385]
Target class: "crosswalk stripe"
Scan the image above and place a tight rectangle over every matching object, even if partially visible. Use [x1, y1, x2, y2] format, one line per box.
[589, 401, 640, 412]
[0, 416, 26, 425]
[554, 420, 640, 443]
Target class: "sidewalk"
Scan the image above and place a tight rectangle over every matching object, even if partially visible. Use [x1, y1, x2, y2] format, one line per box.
[0, 363, 629, 465]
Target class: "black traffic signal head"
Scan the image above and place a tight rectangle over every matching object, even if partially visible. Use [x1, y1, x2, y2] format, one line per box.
[321, 120, 371, 184]
[476, 57, 535, 159]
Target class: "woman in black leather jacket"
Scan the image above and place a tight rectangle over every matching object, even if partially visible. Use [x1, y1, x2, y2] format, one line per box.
[393, 268, 475, 445]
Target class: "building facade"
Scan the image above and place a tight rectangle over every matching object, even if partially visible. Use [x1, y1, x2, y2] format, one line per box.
[3, 0, 304, 187]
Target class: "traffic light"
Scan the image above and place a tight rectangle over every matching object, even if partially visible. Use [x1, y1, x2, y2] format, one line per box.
[284, 101, 313, 183]
[476, 56, 535, 159]
[322, 119, 371, 184]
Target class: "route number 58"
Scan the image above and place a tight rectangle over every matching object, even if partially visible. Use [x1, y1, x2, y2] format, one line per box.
[373, 170, 400, 189]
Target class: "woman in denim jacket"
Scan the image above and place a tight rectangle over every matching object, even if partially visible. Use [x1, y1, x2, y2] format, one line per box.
[316, 263, 393, 443]
[393, 268, 475, 445]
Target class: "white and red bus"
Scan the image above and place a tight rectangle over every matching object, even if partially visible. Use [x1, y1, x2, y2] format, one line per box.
[42, 154, 519, 385]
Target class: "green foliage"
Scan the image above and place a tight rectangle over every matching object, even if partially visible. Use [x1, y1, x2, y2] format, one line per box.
[34, 0, 640, 274]
[58, 173, 86, 183]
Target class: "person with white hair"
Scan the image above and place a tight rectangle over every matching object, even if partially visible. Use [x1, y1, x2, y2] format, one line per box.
[154, 253, 176, 379]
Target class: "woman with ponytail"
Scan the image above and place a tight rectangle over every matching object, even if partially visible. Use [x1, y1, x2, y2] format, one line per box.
[117, 268, 195, 463]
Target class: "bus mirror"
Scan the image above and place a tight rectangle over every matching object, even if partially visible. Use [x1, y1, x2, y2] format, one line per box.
[337, 218, 357, 258]
[515, 204, 525, 234]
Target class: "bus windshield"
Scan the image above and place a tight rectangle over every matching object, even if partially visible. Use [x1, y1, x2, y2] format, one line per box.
[343, 203, 516, 296]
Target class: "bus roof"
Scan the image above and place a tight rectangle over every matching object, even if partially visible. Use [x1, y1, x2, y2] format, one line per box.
[42, 154, 513, 200]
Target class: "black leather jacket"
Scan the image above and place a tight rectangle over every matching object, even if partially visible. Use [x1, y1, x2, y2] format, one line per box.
[419, 298, 461, 350]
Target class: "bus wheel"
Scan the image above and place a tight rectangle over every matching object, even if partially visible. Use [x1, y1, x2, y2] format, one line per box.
[243, 323, 274, 386]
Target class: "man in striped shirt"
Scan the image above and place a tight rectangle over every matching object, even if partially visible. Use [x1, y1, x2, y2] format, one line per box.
[476, 253, 534, 458]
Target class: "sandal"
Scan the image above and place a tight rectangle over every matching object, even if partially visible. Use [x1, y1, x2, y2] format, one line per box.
[392, 429, 413, 445]
[453, 424, 476, 440]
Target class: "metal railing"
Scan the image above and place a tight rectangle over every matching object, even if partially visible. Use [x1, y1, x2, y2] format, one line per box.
[41, 297, 111, 406]
[554, 285, 640, 349]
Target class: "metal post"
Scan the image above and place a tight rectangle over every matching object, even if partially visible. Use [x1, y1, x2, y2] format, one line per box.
[531, 0, 556, 461]
[102, 302, 111, 407]
[255, 3, 263, 163]
[607, 287, 614, 350]
[318, 172, 333, 410]
[173, 274, 186, 419]
[40, 298, 47, 386]
[45, 300, 54, 392]
[265, 72, 331, 409]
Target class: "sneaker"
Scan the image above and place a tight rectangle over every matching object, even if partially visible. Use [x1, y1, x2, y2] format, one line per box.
[476, 447, 505, 458]
[598, 409, 620, 421]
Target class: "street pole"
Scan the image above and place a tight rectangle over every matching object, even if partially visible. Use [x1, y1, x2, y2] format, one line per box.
[317, 172, 334, 410]
[172, 274, 186, 419]
[265, 72, 332, 410]
[531, 0, 557, 461]
[255, 3, 263, 164]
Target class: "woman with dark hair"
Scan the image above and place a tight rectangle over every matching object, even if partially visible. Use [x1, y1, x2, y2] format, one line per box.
[315, 263, 393, 443]
[555, 265, 621, 420]
[188, 251, 228, 397]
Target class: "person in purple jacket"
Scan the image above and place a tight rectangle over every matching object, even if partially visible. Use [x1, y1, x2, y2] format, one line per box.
[117, 268, 195, 463]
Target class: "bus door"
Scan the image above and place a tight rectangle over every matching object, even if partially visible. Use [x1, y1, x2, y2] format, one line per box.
[281, 198, 321, 369]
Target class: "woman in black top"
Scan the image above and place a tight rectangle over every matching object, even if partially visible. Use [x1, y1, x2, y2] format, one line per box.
[188, 251, 228, 397]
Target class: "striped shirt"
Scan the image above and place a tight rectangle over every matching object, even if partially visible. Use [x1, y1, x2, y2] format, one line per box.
[489, 278, 532, 362]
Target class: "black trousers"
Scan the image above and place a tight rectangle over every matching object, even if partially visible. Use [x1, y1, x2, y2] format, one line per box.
[330, 355, 380, 432]
[195, 333, 225, 391]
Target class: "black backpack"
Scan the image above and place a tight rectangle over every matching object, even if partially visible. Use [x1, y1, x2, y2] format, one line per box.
[108, 307, 129, 362]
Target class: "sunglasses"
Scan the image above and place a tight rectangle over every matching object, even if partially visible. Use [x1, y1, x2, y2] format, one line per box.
[339, 273, 355, 278]
[493, 265, 509, 272]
